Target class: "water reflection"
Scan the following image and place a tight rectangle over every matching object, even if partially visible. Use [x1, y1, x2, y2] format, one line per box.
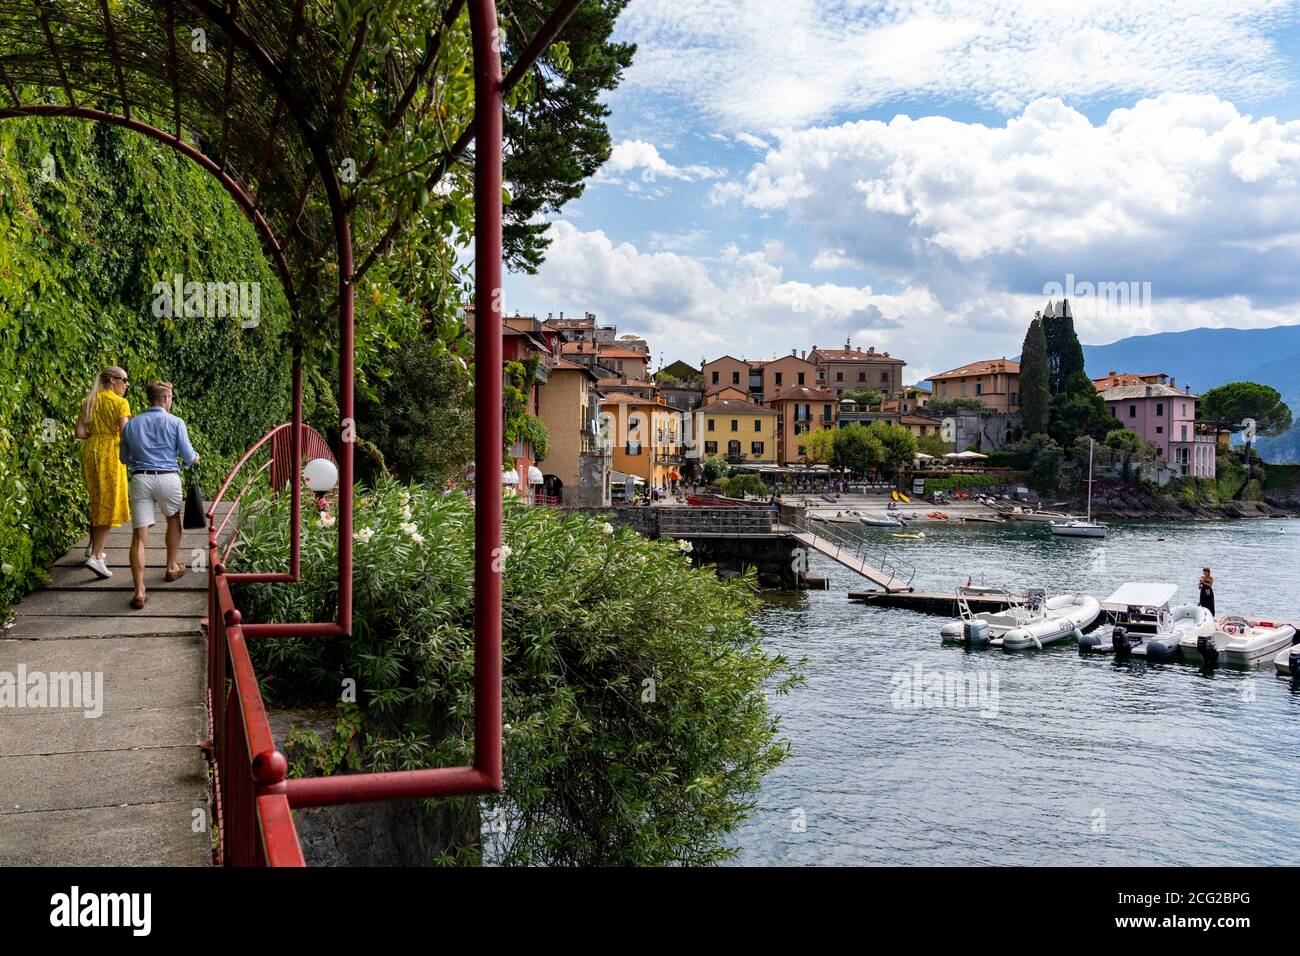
[732, 519, 1300, 865]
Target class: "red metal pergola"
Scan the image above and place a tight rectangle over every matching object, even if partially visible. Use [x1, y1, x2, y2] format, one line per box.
[0, 0, 585, 864]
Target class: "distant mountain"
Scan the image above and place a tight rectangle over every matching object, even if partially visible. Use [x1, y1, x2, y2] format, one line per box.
[1082, 325, 1300, 463]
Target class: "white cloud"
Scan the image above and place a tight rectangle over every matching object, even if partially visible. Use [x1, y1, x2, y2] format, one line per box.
[512, 214, 1300, 380]
[598, 139, 726, 187]
[617, 0, 1299, 128]
[509, 221, 1037, 377]
[715, 94, 1300, 309]
[735, 132, 771, 151]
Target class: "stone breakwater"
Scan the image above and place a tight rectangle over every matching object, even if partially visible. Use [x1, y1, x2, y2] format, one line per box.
[1073, 484, 1295, 520]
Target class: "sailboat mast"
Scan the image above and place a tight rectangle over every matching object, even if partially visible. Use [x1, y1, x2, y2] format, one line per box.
[1087, 439, 1094, 523]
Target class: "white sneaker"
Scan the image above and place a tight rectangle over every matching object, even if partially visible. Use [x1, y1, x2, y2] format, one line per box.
[85, 555, 112, 579]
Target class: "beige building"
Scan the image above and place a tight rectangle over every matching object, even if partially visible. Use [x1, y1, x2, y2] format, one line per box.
[536, 358, 610, 507]
[927, 358, 1021, 413]
[767, 385, 836, 465]
[810, 342, 907, 399]
[702, 355, 750, 395]
[702, 352, 816, 405]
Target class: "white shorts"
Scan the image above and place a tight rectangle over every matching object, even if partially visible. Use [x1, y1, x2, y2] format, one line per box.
[129, 472, 183, 529]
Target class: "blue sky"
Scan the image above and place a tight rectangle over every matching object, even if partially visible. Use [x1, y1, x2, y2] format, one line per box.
[505, 0, 1300, 381]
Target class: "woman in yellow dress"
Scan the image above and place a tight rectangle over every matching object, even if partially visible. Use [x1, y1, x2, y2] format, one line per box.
[76, 366, 131, 578]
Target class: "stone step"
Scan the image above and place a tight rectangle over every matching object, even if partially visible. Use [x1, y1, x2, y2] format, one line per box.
[13, 589, 206, 618]
[3, 616, 200, 641]
[42, 564, 208, 591]
[0, 801, 212, 866]
[0, 634, 205, 723]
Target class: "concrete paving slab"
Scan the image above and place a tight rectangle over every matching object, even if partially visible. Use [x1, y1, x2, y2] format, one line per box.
[2, 616, 201, 641]
[0, 800, 211, 866]
[0, 634, 204, 718]
[43, 564, 207, 591]
[1, 745, 208, 814]
[0, 704, 206, 757]
[13, 589, 207, 618]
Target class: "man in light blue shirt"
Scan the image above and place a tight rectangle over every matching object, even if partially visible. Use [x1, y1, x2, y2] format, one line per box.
[119, 381, 199, 609]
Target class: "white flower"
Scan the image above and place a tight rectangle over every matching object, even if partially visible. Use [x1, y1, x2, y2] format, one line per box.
[399, 521, 418, 536]
[401, 505, 412, 521]
[677, 539, 694, 553]
[500, 544, 513, 560]
[319, 513, 336, 528]
[354, 527, 374, 544]
[601, 522, 614, 536]
[409, 531, 426, 545]
[399, 490, 411, 504]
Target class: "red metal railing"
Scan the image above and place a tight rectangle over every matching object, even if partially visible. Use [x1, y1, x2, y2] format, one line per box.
[198, 0, 584, 865]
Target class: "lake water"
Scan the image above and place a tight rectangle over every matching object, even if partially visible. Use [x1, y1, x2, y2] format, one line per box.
[732, 518, 1300, 865]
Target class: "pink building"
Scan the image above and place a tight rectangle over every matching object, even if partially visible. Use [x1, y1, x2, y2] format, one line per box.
[1099, 383, 1216, 479]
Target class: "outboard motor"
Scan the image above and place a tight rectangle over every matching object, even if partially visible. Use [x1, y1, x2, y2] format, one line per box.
[1197, 633, 1220, 666]
[1289, 646, 1300, 676]
[1078, 631, 1102, 655]
[1111, 626, 1132, 661]
[965, 619, 990, 649]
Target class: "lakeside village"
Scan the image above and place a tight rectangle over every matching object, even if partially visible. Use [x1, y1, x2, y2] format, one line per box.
[492, 300, 1294, 526]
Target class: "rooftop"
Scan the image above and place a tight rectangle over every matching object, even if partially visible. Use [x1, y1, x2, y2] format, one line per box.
[1099, 383, 1197, 401]
[599, 392, 671, 408]
[769, 386, 836, 402]
[698, 399, 777, 416]
[811, 346, 902, 363]
[929, 358, 1020, 380]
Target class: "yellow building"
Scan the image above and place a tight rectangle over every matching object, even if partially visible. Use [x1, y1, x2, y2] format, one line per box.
[600, 392, 684, 489]
[693, 396, 777, 465]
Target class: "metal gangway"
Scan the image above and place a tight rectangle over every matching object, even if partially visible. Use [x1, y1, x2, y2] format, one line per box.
[781, 512, 916, 593]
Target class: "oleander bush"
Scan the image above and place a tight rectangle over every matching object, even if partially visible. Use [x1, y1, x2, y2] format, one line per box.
[234, 479, 801, 866]
[0, 118, 292, 611]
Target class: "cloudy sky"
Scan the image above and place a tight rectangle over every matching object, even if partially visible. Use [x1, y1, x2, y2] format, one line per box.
[503, 0, 1300, 381]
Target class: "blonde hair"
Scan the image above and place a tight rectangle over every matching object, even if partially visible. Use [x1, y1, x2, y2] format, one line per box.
[80, 366, 127, 428]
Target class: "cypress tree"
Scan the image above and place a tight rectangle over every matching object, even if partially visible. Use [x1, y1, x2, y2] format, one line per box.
[1042, 299, 1087, 394]
[1019, 317, 1051, 436]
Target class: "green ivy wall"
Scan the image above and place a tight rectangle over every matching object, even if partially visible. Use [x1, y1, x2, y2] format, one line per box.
[0, 118, 294, 610]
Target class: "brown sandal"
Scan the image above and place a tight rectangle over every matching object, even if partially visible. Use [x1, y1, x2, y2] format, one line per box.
[164, 566, 187, 582]
[130, 594, 147, 610]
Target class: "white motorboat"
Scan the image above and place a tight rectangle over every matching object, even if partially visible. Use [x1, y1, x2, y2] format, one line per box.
[1051, 440, 1106, 538]
[860, 513, 905, 527]
[1182, 616, 1298, 667]
[1274, 641, 1300, 676]
[940, 586, 1100, 650]
[1079, 583, 1213, 662]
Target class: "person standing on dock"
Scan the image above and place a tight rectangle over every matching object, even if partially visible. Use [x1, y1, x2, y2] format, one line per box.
[1198, 568, 1216, 616]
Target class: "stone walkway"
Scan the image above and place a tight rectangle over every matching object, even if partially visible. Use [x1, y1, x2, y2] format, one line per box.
[0, 507, 231, 866]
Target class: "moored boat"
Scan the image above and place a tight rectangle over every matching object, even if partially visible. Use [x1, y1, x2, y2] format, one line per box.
[940, 586, 1100, 650]
[1079, 583, 1212, 662]
[860, 513, 905, 527]
[1181, 616, 1298, 667]
[1274, 641, 1300, 676]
